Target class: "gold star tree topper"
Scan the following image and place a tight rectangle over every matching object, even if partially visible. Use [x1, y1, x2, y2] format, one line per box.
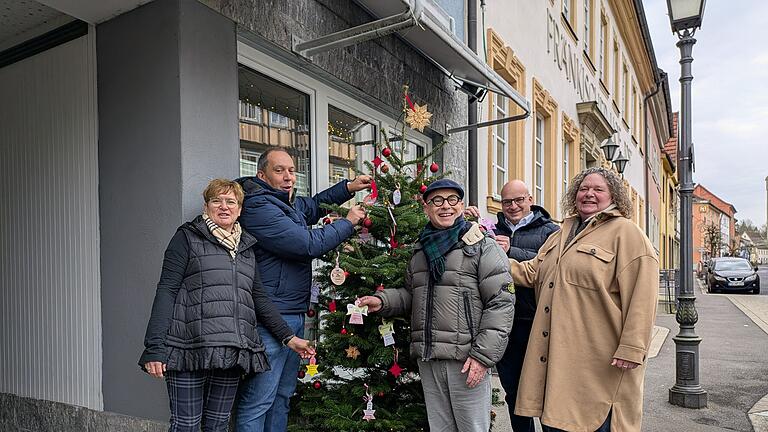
[406, 103, 432, 132]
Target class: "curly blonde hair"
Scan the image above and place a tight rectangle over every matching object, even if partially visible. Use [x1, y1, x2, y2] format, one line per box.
[560, 167, 632, 218]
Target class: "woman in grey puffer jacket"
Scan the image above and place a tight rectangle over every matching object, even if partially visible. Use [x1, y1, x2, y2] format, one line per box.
[139, 179, 315, 432]
[359, 179, 515, 432]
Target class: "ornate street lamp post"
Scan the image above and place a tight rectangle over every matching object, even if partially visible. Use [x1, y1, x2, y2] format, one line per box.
[613, 151, 629, 175]
[667, 0, 707, 409]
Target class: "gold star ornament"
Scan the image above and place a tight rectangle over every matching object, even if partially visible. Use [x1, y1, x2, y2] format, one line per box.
[406, 103, 432, 132]
[345, 345, 361, 360]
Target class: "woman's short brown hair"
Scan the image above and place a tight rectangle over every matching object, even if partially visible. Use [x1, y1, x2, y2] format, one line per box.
[203, 179, 245, 205]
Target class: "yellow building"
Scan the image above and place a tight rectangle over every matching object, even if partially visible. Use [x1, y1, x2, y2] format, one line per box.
[659, 113, 680, 270]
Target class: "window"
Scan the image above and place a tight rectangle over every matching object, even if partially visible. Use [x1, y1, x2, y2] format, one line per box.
[327, 105, 376, 205]
[493, 94, 509, 197]
[563, 139, 570, 194]
[600, 12, 609, 85]
[621, 62, 628, 116]
[613, 41, 620, 102]
[535, 115, 545, 206]
[562, 0, 571, 22]
[630, 85, 637, 133]
[238, 65, 311, 196]
[584, 0, 593, 58]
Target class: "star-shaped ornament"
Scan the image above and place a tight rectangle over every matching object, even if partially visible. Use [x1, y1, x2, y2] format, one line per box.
[363, 408, 376, 421]
[389, 361, 403, 378]
[306, 363, 319, 377]
[345, 345, 360, 359]
[406, 103, 432, 132]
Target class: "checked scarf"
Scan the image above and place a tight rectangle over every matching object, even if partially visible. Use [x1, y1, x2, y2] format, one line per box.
[202, 213, 242, 258]
[418, 216, 470, 282]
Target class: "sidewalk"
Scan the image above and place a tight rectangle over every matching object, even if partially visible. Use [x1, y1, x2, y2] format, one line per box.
[642, 278, 768, 432]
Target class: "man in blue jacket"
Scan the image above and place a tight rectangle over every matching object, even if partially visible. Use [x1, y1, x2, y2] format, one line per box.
[466, 179, 558, 432]
[234, 147, 370, 432]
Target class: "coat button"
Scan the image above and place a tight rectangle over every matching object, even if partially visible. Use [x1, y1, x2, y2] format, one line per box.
[544, 306, 550, 313]
[543, 331, 549, 337]
[548, 282, 554, 288]
[540, 356, 547, 362]
[590, 248, 596, 254]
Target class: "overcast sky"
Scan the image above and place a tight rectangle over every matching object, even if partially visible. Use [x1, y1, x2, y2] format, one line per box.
[644, 0, 768, 227]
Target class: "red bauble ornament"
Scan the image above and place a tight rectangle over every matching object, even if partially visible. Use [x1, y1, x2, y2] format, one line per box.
[344, 271, 350, 277]
[419, 184, 428, 194]
[323, 217, 331, 225]
[429, 162, 439, 173]
[306, 309, 316, 318]
[376, 283, 385, 292]
[313, 381, 322, 389]
[380, 164, 389, 174]
[377, 391, 385, 397]
[340, 328, 348, 335]
[362, 217, 373, 228]
[298, 370, 306, 379]
[382, 147, 392, 157]
[328, 299, 337, 313]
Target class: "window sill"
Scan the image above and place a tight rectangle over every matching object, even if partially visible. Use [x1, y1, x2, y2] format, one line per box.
[599, 79, 610, 97]
[561, 14, 579, 43]
[583, 51, 597, 75]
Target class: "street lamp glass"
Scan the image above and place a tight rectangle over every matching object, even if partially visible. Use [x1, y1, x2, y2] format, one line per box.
[613, 151, 629, 174]
[600, 137, 619, 161]
[666, 0, 705, 32]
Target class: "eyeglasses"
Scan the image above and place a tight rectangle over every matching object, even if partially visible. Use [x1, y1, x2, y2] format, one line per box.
[501, 196, 528, 207]
[209, 198, 239, 208]
[427, 195, 461, 207]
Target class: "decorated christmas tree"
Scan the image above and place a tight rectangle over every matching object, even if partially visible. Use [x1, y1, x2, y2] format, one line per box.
[288, 86, 444, 431]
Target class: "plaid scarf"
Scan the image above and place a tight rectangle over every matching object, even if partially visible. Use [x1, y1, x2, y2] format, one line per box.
[418, 216, 469, 282]
[202, 213, 242, 258]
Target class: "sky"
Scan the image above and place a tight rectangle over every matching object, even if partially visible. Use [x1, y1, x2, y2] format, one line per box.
[644, 0, 768, 227]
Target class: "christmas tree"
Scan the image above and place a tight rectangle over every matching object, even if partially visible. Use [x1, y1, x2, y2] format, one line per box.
[288, 86, 444, 431]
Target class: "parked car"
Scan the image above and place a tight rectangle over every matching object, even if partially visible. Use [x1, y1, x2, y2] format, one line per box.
[706, 257, 760, 294]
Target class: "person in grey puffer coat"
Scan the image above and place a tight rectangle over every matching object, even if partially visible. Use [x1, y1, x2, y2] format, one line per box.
[139, 179, 315, 432]
[359, 179, 515, 432]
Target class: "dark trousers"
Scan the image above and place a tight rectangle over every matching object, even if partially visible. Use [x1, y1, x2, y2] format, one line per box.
[542, 411, 612, 432]
[496, 319, 534, 432]
[166, 368, 241, 432]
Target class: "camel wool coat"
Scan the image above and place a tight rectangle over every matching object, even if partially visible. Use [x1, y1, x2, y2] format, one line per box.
[510, 208, 658, 432]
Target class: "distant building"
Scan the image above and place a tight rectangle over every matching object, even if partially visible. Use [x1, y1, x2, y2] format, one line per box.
[740, 229, 768, 265]
[692, 185, 737, 265]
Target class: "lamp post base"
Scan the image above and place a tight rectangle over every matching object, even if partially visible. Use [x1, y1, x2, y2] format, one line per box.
[669, 386, 708, 408]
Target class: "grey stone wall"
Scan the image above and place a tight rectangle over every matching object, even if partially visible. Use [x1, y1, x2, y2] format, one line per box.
[201, 0, 469, 184]
[0, 393, 167, 432]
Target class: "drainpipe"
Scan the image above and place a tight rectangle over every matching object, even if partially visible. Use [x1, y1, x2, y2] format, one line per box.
[643, 77, 663, 238]
[467, 0, 479, 207]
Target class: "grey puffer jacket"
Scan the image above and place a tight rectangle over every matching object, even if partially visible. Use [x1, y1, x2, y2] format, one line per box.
[376, 223, 515, 368]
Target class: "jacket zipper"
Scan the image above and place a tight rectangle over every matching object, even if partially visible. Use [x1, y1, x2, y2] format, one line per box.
[423, 276, 435, 360]
[232, 255, 245, 347]
[463, 292, 475, 339]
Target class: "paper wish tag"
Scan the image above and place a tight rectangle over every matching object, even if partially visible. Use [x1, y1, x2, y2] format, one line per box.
[392, 184, 402, 205]
[378, 320, 395, 346]
[479, 217, 497, 237]
[310, 282, 320, 303]
[347, 303, 369, 325]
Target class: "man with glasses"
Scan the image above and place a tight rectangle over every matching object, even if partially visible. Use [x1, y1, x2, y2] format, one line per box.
[466, 179, 558, 432]
[234, 147, 370, 432]
[359, 179, 515, 432]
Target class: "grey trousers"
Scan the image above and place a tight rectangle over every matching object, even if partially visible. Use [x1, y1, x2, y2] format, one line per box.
[418, 359, 491, 432]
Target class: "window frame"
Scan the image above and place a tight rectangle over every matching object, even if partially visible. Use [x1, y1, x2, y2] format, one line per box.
[492, 94, 509, 198]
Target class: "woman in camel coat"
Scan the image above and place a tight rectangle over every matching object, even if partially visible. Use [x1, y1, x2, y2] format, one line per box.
[510, 167, 658, 432]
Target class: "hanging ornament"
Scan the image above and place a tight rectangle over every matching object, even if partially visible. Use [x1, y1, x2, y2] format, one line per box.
[343, 243, 355, 253]
[306, 355, 319, 377]
[389, 348, 403, 378]
[362, 217, 373, 228]
[379, 319, 395, 347]
[340, 326, 348, 335]
[380, 164, 389, 174]
[429, 162, 439, 173]
[328, 299, 337, 313]
[371, 156, 383, 168]
[298, 370, 306, 379]
[306, 308, 316, 318]
[419, 184, 428, 194]
[377, 391, 385, 398]
[346, 302, 369, 325]
[344, 270, 351, 278]
[389, 233, 399, 250]
[363, 179, 379, 205]
[376, 283, 385, 292]
[310, 282, 320, 304]
[392, 183, 402, 205]
[405, 103, 433, 132]
[313, 381, 322, 389]
[479, 218, 497, 238]
[382, 147, 392, 157]
[362, 384, 376, 421]
[323, 217, 332, 225]
[330, 253, 346, 286]
[345, 345, 361, 360]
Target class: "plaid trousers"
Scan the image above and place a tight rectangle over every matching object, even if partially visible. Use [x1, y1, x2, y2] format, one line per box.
[166, 368, 241, 432]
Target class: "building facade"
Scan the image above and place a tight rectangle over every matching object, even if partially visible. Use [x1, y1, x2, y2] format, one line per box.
[659, 112, 680, 270]
[474, 0, 672, 229]
[692, 185, 737, 265]
[0, 0, 529, 425]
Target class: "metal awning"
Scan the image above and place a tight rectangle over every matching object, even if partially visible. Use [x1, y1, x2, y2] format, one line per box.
[292, 0, 530, 132]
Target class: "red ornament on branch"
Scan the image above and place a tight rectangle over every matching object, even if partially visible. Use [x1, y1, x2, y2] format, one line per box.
[340, 327, 348, 335]
[313, 381, 322, 389]
[419, 184, 428, 194]
[323, 217, 331, 225]
[382, 147, 392, 157]
[306, 309, 316, 318]
[363, 217, 373, 228]
[376, 283, 385, 292]
[429, 162, 439, 173]
[298, 370, 306, 379]
[380, 164, 389, 174]
[328, 299, 337, 313]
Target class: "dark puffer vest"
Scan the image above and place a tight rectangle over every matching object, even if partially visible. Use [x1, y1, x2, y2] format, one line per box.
[139, 216, 293, 373]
